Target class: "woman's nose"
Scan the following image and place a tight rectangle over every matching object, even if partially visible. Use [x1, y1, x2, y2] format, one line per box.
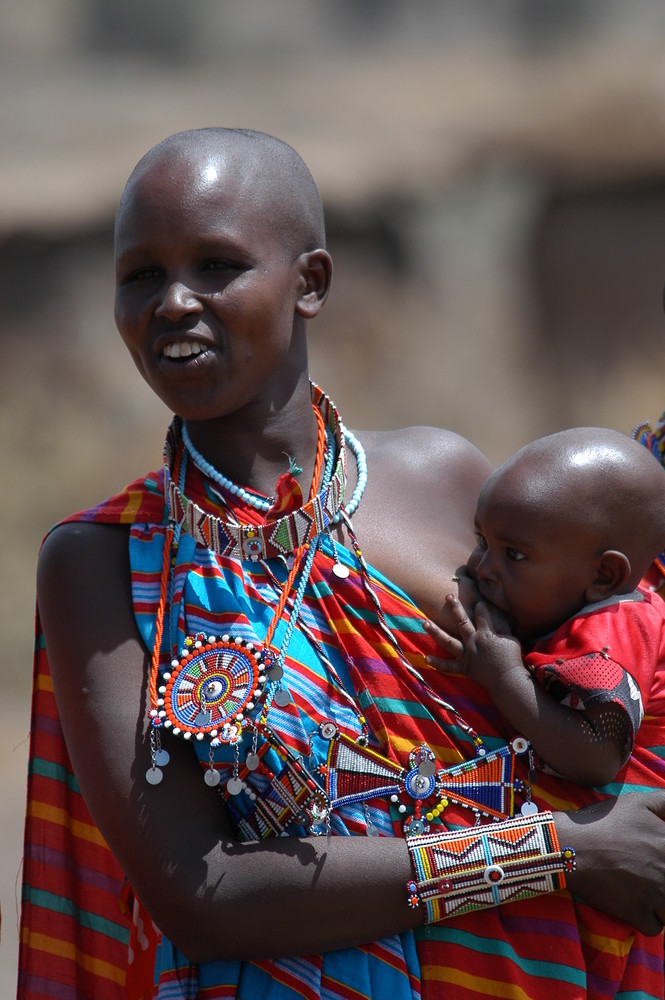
[154, 281, 203, 320]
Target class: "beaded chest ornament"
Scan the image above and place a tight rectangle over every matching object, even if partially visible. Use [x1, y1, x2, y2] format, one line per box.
[145, 384, 534, 838]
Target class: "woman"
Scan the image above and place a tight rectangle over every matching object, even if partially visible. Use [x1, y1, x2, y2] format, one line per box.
[20, 127, 665, 999]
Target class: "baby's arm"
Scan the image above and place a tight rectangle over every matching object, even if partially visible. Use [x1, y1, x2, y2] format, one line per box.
[426, 595, 628, 786]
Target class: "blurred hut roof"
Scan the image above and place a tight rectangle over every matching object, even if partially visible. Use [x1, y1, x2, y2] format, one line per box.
[3, 9, 665, 233]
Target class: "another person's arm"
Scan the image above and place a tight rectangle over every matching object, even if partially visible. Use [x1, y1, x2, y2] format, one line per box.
[425, 596, 627, 786]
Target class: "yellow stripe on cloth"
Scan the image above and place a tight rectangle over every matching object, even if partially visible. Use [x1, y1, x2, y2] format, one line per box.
[20, 928, 126, 986]
[35, 671, 54, 693]
[423, 963, 542, 999]
[29, 800, 110, 848]
[390, 734, 465, 767]
[120, 489, 153, 521]
[579, 923, 635, 958]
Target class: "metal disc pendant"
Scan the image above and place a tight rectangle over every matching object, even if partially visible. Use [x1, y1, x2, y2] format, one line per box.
[246, 752, 260, 771]
[204, 769, 221, 787]
[154, 749, 170, 767]
[418, 758, 436, 777]
[273, 688, 291, 707]
[521, 800, 539, 817]
[227, 776, 244, 796]
[319, 721, 337, 741]
[268, 664, 283, 682]
[310, 800, 329, 826]
[146, 767, 163, 785]
[332, 563, 350, 579]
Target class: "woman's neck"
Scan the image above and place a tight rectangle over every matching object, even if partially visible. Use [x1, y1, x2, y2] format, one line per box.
[182, 384, 319, 498]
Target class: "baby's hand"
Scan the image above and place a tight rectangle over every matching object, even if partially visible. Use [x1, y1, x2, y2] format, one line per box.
[424, 593, 479, 674]
[424, 594, 519, 687]
[423, 616, 465, 668]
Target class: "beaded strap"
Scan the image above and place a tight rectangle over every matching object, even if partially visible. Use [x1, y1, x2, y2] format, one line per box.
[406, 812, 575, 923]
[633, 412, 665, 461]
[633, 414, 665, 581]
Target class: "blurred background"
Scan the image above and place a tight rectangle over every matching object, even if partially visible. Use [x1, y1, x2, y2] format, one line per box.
[4, 0, 665, 991]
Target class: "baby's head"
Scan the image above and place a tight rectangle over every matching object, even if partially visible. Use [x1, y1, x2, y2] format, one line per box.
[467, 427, 665, 641]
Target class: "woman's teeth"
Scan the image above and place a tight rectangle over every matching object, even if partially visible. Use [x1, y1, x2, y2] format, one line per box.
[163, 342, 204, 359]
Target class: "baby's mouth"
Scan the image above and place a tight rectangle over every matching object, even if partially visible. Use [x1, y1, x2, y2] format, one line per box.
[477, 584, 510, 617]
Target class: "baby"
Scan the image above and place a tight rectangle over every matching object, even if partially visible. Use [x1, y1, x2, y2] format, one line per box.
[426, 426, 665, 787]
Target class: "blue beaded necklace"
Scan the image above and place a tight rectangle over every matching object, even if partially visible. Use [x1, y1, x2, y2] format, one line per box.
[181, 413, 368, 522]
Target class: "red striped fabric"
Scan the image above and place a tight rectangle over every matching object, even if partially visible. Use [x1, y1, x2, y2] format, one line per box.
[19, 459, 665, 999]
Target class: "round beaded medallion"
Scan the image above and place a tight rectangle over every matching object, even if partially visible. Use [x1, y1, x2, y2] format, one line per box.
[162, 634, 267, 737]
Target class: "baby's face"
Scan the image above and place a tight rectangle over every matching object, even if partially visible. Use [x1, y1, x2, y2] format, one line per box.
[467, 471, 599, 642]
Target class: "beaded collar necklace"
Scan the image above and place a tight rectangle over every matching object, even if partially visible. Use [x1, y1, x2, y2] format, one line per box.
[164, 384, 347, 562]
[181, 420, 368, 524]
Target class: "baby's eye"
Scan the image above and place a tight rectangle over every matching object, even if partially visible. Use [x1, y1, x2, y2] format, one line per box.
[506, 548, 526, 561]
[474, 533, 488, 552]
[201, 259, 240, 272]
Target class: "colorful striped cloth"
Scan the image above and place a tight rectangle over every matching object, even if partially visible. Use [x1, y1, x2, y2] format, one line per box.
[19, 476, 165, 1000]
[19, 461, 665, 998]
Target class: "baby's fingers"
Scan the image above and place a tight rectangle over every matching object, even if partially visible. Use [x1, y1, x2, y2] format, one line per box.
[426, 653, 464, 674]
[423, 617, 463, 657]
[475, 599, 512, 637]
[442, 593, 477, 641]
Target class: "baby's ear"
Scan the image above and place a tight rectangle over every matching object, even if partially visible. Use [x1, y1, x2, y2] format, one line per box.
[585, 550, 631, 602]
[295, 249, 333, 319]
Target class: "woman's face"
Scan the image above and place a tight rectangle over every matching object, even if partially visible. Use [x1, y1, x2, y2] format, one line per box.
[114, 152, 309, 424]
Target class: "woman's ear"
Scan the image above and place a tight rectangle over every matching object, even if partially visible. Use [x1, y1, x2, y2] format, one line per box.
[295, 249, 333, 319]
[585, 550, 631, 603]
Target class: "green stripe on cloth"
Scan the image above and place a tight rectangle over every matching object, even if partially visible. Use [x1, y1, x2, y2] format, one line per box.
[30, 756, 80, 792]
[311, 579, 334, 599]
[372, 697, 507, 753]
[22, 887, 130, 944]
[421, 926, 587, 988]
[615, 991, 665, 1000]
[344, 605, 425, 634]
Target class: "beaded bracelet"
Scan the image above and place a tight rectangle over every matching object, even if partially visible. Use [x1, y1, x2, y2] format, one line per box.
[406, 811, 576, 923]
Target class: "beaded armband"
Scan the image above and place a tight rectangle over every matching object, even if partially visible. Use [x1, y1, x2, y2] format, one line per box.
[406, 811, 576, 923]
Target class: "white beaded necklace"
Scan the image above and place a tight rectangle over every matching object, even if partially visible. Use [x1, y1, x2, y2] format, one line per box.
[181, 420, 368, 521]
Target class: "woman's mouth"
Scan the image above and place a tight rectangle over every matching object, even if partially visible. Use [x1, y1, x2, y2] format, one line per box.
[162, 341, 206, 360]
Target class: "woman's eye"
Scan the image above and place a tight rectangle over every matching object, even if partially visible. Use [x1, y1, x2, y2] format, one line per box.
[474, 533, 487, 552]
[126, 267, 160, 283]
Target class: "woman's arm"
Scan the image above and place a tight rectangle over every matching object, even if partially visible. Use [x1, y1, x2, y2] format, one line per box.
[37, 521, 421, 963]
[555, 792, 665, 935]
[38, 522, 665, 963]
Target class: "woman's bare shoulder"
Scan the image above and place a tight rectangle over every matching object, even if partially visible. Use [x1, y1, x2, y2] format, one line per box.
[39, 519, 130, 582]
[38, 521, 134, 648]
[357, 426, 493, 495]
